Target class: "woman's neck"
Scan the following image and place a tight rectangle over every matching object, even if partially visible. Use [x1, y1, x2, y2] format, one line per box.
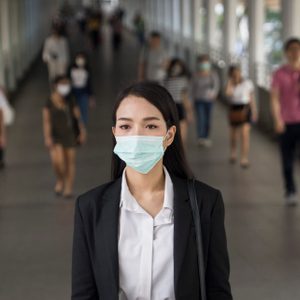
[125, 162, 165, 195]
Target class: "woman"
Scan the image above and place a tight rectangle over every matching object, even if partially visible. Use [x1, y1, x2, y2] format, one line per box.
[43, 75, 86, 198]
[189, 54, 220, 147]
[225, 65, 258, 168]
[70, 52, 95, 125]
[164, 58, 194, 144]
[72, 82, 232, 299]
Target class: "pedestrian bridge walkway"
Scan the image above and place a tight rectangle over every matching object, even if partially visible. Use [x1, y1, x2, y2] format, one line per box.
[0, 27, 300, 300]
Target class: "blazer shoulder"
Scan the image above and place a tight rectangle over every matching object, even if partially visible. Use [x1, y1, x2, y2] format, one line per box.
[193, 179, 223, 211]
[76, 179, 120, 212]
[194, 179, 220, 197]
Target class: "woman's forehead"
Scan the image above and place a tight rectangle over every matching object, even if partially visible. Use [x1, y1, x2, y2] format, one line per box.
[116, 95, 164, 119]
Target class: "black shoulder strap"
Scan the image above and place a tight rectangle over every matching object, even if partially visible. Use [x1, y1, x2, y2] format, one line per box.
[187, 178, 207, 300]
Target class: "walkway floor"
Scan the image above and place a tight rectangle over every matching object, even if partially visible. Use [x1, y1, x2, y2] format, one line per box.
[0, 26, 300, 300]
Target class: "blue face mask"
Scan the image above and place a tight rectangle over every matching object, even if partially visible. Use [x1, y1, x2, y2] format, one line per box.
[113, 135, 166, 174]
[198, 62, 211, 72]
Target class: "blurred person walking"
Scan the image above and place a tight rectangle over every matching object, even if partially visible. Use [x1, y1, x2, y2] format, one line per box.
[0, 101, 5, 170]
[133, 12, 145, 46]
[271, 38, 300, 206]
[109, 8, 124, 51]
[225, 65, 257, 169]
[138, 31, 169, 83]
[43, 75, 86, 198]
[87, 10, 102, 49]
[43, 26, 70, 81]
[164, 58, 194, 144]
[0, 86, 14, 169]
[70, 52, 95, 125]
[189, 55, 220, 147]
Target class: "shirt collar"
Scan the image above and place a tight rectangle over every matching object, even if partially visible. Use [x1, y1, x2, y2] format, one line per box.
[119, 166, 174, 213]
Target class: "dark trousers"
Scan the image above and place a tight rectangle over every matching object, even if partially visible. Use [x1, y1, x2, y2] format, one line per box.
[279, 123, 300, 195]
[73, 89, 89, 125]
[195, 100, 214, 139]
[0, 146, 4, 166]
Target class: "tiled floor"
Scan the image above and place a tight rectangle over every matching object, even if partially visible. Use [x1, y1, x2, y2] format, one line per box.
[0, 27, 300, 300]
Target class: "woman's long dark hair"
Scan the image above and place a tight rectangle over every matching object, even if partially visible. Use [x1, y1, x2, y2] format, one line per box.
[111, 81, 193, 180]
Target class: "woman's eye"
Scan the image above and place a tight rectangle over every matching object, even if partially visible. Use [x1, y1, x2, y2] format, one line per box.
[146, 124, 158, 129]
[119, 125, 130, 130]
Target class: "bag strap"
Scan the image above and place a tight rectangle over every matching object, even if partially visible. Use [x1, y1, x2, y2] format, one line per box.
[187, 178, 207, 300]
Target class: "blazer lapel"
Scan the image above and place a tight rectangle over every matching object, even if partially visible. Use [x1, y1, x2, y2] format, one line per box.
[172, 176, 192, 289]
[96, 177, 122, 295]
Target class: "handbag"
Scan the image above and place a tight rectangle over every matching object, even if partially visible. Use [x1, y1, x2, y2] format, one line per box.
[187, 179, 207, 300]
[228, 105, 249, 124]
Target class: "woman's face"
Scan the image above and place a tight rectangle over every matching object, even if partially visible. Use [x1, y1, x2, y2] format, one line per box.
[232, 69, 241, 81]
[113, 95, 176, 148]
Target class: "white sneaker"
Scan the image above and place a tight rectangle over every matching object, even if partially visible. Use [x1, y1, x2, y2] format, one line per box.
[203, 139, 212, 147]
[285, 193, 298, 207]
[197, 138, 206, 147]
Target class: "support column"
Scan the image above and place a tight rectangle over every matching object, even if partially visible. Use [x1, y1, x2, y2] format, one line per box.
[223, 0, 237, 62]
[248, 0, 265, 82]
[281, 0, 300, 42]
[194, 0, 204, 42]
[206, 0, 218, 49]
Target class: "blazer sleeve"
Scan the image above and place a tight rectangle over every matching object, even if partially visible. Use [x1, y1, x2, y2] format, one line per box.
[72, 197, 98, 300]
[206, 191, 233, 300]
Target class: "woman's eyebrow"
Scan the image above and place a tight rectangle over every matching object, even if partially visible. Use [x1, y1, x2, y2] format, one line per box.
[142, 117, 161, 121]
[117, 117, 133, 121]
[117, 117, 161, 121]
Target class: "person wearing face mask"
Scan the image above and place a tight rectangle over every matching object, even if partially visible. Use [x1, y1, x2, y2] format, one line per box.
[163, 58, 194, 144]
[43, 75, 86, 198]
[70, 52, 94, 125]
[71, 82, 232, 300]
[189, 55, 220, 147]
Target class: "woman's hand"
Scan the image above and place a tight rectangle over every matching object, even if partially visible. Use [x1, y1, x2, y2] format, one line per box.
[45, 136, 53, 148]
[274, 119, 285, 134]
[78, 129, 87, 145]
[251, 111, 258, 123]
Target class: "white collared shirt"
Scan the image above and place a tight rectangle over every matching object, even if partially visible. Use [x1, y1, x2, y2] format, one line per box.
[118, 167, 175, 300]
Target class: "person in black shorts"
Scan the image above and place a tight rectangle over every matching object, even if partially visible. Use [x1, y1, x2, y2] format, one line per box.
[43, 75, 86, 198]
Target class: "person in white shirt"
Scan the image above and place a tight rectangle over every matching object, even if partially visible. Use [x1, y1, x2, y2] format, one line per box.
[71, 81, 232, 300]
[42, 26, 70, 81]
[225, 65, 258, 168]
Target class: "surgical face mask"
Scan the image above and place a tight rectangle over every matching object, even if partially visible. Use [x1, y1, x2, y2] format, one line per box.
[198, 62, 211, 72]
[113, 135, 167, 174]
[76, 57, 86, 67]
[57, 84, 71, 96]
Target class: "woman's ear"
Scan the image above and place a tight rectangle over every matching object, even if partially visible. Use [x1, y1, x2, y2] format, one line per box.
[165, 125, 176, 147]
[112, 126, 116, 137]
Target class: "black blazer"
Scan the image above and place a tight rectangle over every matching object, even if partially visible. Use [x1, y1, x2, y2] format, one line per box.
[72, 175, 233, 300]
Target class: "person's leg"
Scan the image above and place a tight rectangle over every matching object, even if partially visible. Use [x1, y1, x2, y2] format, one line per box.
[230, 126, 239, 163]
[279, 126, 297, 196]
[63, 147, 76, 197]
[240, 123, 251, 167]
[50, 145, 65, 194]
[195, 101, 206, 140]
[205, 101, 214, 140]
[0, 146, 4, 168]
[76, 93, 89, 125]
